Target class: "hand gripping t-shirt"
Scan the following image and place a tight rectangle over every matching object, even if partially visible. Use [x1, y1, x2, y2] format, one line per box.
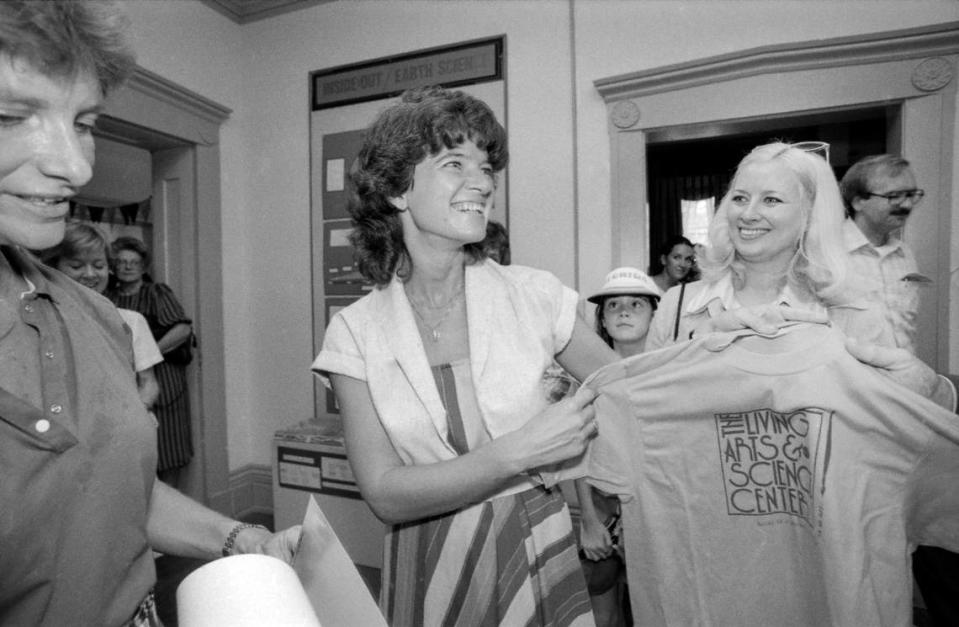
[582, 323, 959, 627]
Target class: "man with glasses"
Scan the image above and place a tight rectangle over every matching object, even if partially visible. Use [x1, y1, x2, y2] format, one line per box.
[842, 155, 958, 626]
[839, 154, 928, 354]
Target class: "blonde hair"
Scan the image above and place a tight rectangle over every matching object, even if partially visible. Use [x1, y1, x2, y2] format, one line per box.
[42, 221, 111, 267]
[701, 142, 849, 305]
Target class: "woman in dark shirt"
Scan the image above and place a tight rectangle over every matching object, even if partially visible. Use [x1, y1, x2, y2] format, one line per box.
[108, 235, 194, 486]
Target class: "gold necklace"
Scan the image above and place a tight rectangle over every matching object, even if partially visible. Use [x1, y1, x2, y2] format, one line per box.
[407, 285, 464, 342]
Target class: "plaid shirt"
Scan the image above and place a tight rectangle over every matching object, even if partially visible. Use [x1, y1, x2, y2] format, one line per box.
[842, 219, 928, 354]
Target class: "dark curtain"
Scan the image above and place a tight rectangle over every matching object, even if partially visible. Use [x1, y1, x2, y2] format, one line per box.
[647, 173, 728, 268]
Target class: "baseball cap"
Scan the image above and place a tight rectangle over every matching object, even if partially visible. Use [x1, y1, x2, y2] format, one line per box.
[587, 267, 662, 304]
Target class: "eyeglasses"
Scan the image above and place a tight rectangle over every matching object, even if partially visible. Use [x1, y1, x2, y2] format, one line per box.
[862, 189, 925, 205]
[790, 141, 830, 163]
[115, 258, 143, 268]
[604, 298, 652, 314]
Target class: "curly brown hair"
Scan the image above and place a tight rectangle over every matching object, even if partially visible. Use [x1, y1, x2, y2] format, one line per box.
[0, 0, 136, 96]
[348, 86, 509, 286]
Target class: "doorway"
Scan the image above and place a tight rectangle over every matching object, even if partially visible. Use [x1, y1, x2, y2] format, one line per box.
[76, 119, 207, 499]
[646, 107, 889, 253]
[595, 22, 958, 370]
[98, 68, 234, 513]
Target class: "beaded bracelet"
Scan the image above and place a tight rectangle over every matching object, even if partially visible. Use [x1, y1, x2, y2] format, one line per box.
[221, 522, 269, 557]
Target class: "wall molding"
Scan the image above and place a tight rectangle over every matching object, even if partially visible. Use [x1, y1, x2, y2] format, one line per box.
[595, 21, 959, 102]
[107, 67, 232, 149]
[228, 464, 275, 519]
[128, 67, 231, 125]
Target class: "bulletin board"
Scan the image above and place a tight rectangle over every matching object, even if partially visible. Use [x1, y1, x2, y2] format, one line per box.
[309, 37, 508, 420]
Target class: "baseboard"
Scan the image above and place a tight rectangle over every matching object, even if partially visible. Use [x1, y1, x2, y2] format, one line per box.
[227, 464, 274, 520]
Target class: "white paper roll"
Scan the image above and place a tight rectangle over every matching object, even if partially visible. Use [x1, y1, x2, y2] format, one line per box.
[177, 554, 321, 626]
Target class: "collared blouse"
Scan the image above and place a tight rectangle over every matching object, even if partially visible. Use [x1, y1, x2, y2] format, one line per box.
[0, 246, 156, 626]
[312, 260, 579, 497]
[647, 273, 886, 351]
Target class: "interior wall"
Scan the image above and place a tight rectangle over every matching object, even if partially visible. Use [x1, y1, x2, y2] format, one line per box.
[123, 0, 575, 469]
[119, 0, 959, 471]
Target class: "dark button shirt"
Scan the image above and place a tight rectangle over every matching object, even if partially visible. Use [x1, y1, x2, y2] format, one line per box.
[0, 246, 157, 626]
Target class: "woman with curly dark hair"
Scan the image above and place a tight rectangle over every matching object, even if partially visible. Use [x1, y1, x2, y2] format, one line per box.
[313, 86, 618, 625]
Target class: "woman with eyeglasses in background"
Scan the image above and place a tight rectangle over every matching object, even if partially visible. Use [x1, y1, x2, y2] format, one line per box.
[108, 235, 195, 488]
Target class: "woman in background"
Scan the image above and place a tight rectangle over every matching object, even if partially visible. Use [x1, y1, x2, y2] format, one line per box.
[108, 236, 194, 487]
[649, 235, 696, 294]
[44, 223, 162, 409]
[312, 86, 618, 626]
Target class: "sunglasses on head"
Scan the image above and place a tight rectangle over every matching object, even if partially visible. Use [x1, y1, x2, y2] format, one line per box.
[790, 141, 830, 163]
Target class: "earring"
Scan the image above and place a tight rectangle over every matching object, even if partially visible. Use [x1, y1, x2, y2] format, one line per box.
[389, 195, 408, 213]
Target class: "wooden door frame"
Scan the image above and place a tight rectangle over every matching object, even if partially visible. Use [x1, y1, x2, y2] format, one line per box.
[103, 67, 233, 513]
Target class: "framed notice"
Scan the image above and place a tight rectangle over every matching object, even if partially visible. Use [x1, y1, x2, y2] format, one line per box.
[277, 445, 361, 499]
[312, 37, 504, 110]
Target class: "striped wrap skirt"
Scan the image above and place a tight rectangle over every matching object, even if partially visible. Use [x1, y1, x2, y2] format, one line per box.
[381, 485, 595, 627]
